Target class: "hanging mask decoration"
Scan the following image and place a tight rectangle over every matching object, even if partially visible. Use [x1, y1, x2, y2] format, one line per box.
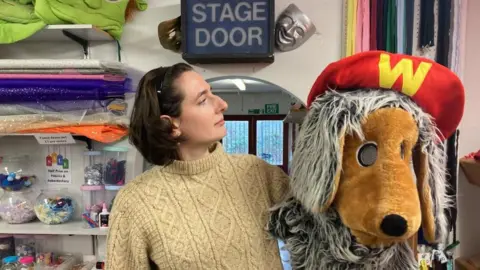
[158, 16, 182, 52]
[275, 4, 316, 52]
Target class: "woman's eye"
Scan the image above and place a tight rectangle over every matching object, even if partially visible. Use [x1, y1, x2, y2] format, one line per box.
[199, 99, 207, 105]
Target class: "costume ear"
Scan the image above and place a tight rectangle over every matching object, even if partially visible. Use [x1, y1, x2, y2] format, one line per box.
[290, 94, 348, 213]
[413, 141, 449, 243]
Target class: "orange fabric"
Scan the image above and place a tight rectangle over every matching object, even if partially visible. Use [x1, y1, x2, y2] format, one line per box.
[19, 125, 128, 143]
[307, 50, 465, 140]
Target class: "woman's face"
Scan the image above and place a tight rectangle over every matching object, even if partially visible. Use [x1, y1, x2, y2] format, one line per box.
[174, 71, 228, 145]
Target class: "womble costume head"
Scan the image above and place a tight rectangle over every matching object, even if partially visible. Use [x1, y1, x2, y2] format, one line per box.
[268, 51, 464, 269]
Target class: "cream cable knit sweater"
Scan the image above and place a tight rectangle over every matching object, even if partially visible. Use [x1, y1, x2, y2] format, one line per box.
[106, 143, 289, 269]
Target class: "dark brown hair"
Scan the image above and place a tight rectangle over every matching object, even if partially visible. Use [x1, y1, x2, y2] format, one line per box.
[129, 63, 193, 166]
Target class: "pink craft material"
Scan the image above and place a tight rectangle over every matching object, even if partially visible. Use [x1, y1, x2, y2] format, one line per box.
[355, 0, 370, 53]
[82, 213, 98, 228]
[0, 74, 125, 81]
[80, 185, 105, 191]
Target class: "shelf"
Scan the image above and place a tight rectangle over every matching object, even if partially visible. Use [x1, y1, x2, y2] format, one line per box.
[27, 24, 113, 42]
[0, 220, 107, 236]
[0, 133, 93, 149]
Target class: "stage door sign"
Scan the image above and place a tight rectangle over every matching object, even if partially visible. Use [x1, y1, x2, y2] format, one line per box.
[181, 0, 275, 64]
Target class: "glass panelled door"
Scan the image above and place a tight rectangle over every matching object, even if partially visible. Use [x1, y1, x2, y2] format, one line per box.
[223, 116, 289, 173]
[222, 120, 250, 154]
[256, 120, 284, 167]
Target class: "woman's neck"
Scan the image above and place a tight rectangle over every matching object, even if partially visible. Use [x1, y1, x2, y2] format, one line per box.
[178, 143, 212, 161]
[161, 142, 225, 175]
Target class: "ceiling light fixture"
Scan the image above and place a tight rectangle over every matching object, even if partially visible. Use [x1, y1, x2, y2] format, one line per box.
[231, 79, 246, 91]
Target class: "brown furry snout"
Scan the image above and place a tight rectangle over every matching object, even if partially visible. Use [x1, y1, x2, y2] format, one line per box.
[334, 108, 422, 247]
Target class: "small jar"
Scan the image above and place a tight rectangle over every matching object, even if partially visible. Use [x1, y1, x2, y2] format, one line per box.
[0, 188, 36, 224]
[0, 155, 32, 176]
[0, 155, 35, 192]
[14, 235, 35, 257]
[81, 185, 105, 228]
[83, 151, 104, 185]
[0, 256, 18, 270]
[18, 256, 34, 270]
[34, 189, 75, 225]
[103, 146, 128, 186]
[0, 235, 14, 261]
[33, 235, 51, 254]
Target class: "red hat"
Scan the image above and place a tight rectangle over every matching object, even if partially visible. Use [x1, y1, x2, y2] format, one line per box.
[307, 51, 465, 140]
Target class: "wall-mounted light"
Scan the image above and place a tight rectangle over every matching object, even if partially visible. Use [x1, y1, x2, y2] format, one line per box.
[230, 79, 246, 91]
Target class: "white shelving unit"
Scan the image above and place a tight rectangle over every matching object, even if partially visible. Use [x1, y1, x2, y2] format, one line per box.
[0, 24, 128, 259]
[0, 220, 107, 236]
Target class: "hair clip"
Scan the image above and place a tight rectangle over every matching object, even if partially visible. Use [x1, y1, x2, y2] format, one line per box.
[156, 81, 163, 95]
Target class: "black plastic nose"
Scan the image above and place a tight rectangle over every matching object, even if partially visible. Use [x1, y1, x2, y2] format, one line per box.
[380, 214, 408, 237]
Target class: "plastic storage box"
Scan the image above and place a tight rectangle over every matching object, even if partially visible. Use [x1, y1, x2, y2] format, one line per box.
[103, 146, 128, 186]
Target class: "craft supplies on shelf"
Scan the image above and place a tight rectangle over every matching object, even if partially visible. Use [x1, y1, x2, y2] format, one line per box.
[0, 188, 37, 224]
[0, 59, 131, 143]
[103, 146, 128, 187]
[0, 155, 36, 192]
[83, 151, 104, 186]
[98, 203, 109, 229]
[80, 185, 104, 228]
[14, 235, 35, 258]
[18, 256, 35, 270]
[1, 256, 18, 270]
[34, 189, 75, 225]
[37, 254, 77, 270]
[0, 235, 15, 262]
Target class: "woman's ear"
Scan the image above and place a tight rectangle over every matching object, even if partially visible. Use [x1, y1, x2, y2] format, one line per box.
[160, 115, 181, 137]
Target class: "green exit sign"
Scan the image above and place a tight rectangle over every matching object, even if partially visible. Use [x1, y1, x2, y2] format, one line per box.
[264, 103, 279, 114]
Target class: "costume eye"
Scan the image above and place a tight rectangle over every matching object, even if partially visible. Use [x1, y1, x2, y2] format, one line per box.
[281, 16, 294, 26]
[357, 142, 378, 167]
[400, 141, 405, 159]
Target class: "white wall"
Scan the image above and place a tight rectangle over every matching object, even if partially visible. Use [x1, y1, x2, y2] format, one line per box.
[219, 91, 295, 115]
[456, 0, 480, 258]
[0, 0, 343, 260]
[122, 0, 343, 102]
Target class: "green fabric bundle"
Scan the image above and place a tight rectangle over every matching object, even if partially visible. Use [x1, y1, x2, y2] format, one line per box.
[0, 0, 147, 44]
[0, 0, 46, 44]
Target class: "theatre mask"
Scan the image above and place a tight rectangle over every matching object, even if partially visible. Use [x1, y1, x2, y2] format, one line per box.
[275, 4, 316, 52]
[158, 16, 182, 52]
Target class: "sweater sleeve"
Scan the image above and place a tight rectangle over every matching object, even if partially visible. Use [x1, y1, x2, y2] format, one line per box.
[106, 188, 151, 270]
[259, 160, 291, 205]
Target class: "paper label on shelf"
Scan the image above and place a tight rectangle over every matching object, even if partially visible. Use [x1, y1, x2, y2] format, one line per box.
[45, 145, 72, 184]
[34, 134, 76, 145]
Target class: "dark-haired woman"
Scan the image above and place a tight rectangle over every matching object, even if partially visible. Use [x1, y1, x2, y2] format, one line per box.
[106, 63, 290, 269]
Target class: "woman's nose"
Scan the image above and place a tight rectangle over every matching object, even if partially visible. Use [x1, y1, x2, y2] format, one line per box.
[217, 96, 228, 112]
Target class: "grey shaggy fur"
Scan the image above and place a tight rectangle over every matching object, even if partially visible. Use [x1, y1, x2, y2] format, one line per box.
[268, 89, 450, 270]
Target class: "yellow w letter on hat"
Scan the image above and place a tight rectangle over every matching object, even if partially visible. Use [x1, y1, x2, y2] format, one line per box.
[378, 53, 433, 96]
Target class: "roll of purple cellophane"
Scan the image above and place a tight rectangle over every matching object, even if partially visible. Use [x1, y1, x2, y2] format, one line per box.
[0, 79, 125, 89]
[14, 99, 123, 112]
[0, 78, 132, 103]
[0, 87, 125, 102]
